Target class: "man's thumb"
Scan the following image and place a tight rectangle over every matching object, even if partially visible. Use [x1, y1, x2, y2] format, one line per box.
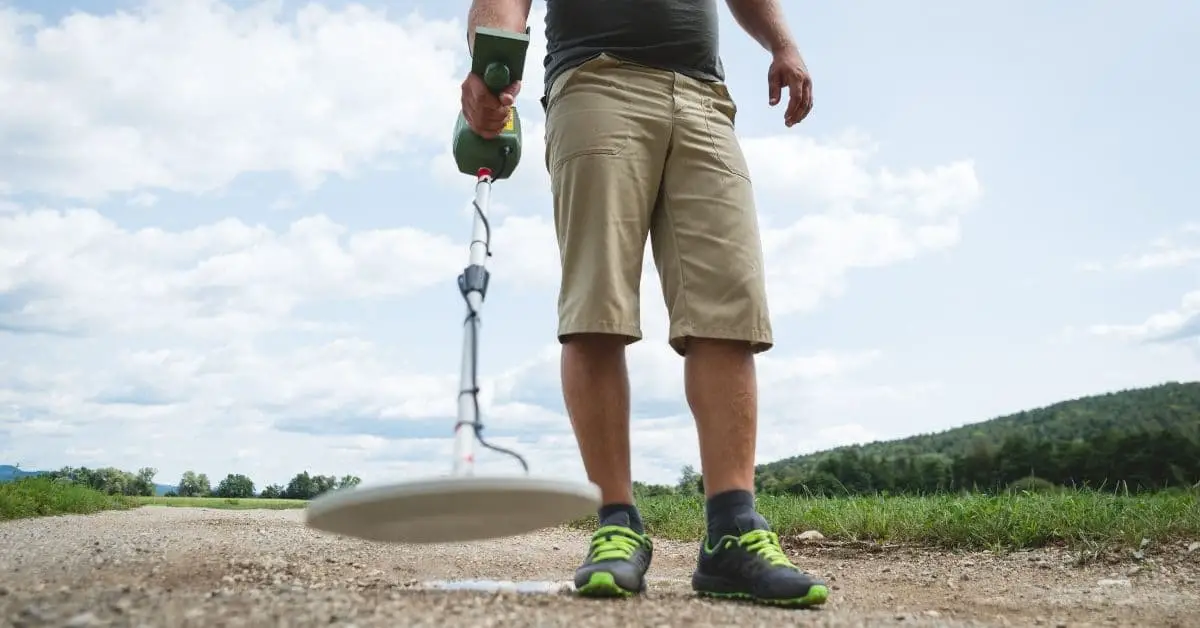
[500, 80, 522, 106]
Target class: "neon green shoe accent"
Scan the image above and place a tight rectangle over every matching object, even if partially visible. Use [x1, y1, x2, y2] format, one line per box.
[575, 571, 634, 598]
[697, 584, 829, 608]
[704, 529, 792, 566]
[587, 525, 651, 562]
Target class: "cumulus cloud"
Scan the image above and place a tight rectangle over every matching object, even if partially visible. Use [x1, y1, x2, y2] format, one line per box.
[1107, 228, 1200, 272]
[1084, 224, 1200, 346]
[0, 0, 466, 200]
[1088, 290, 1200, 343]
[744, 132, 981, 316]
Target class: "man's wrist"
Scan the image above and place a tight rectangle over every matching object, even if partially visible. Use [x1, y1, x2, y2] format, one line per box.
[770, 40, 799, 56]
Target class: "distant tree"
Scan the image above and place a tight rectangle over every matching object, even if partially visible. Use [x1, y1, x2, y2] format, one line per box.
[676, 465, 703, 495]
[259, 484, 284, 499]
[177, 471, 211, 497]
[283, 471, 316, 500]
[214, 473, 255, 498]
[129, 467, 158, 497]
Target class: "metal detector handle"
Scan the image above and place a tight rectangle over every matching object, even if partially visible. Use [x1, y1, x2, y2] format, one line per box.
[452, 170, 494, 476]
[483, 61, 512, 95]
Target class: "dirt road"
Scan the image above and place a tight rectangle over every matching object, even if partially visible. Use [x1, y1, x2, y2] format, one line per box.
[1, 507, 1197, 627]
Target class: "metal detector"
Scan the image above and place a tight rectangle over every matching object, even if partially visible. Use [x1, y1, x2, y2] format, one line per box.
[304, 27, 601, 544]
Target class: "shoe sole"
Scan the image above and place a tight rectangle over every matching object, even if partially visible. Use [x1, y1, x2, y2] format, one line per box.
[575, 571, 639, 598]
[696, 584, 830, 608]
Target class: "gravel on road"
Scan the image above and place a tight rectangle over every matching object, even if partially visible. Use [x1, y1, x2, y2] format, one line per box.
[2, 507, 1198, 627]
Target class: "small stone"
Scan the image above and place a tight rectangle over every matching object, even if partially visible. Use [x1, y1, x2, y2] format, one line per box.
[1187, 542, 1199, 553]
[1097, 578, 1130, 587]
[924, 610, 941, 618]
[64, 612, 101, 627]
[796, 530, 825, 542]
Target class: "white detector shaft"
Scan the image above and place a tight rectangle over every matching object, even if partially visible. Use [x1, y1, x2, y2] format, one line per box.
[303, 166, 600, 544]
[451, 169, 494, 476]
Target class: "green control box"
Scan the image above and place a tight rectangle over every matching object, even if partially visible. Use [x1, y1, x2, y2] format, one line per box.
[451, 26, 531, 180]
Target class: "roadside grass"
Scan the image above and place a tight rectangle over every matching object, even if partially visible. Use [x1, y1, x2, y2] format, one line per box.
[134, 496, 308, 510]
[7, 478, 1197, 555]
[0, 476, 135, 521]
[572, 489, 1200, 552]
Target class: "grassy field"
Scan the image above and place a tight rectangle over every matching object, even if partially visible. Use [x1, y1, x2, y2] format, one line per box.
[0, 476, 135, 521]
[573, 489, 1200, 552]
[5, 479, 1197, 554]
[134, 490, 1200, 553]
[135, 496, 308, 510]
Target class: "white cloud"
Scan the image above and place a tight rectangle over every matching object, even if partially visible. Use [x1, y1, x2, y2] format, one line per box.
[1078, 223, 1200, 272]
[1083, 223, 1200, 345]
[0, 208, 465, 336]
[0, 0, 467, 200]
[1088, 289, 1200, 341]
[744, 133, 981, 316]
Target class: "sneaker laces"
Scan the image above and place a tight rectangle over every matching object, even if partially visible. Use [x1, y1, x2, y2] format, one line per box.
[739, 529, 796, 569]
[588, 525, 649, 562]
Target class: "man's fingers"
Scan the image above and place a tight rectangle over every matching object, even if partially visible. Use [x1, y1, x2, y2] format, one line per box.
[768, 70, 783, 106]
[784, 76, 803, 125]
[799, 78, 814, 121]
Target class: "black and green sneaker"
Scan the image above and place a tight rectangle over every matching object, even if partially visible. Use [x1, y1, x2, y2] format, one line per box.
[574, 515, 653, 598]
[692, 514, 828, 608]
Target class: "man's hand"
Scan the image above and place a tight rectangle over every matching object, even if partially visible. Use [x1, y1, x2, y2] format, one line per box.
[767, 45, 812, 127]
[461, 73, 522, 139]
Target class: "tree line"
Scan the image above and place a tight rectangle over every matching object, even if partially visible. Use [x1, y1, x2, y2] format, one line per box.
[171, 469, 362, 499]
[640, 424, 1200, 499]
[752, 426, 1200, 496]
[40, 466, 361, 500]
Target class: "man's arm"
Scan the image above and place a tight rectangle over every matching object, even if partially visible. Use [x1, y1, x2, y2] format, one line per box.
[467, 0, 533, 52]
[724, 0, 797, 54]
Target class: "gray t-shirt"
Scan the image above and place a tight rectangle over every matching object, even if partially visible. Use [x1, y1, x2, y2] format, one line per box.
[540, 0, 724, 102]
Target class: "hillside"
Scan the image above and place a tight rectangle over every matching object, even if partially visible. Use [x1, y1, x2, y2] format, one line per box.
[754, 381, 1200, 495]
[0, 465, 40, 482]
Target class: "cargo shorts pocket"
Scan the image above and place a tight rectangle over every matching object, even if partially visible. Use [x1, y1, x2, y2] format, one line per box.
[702, 82, 751, 181]
[543, 53, 633, 172]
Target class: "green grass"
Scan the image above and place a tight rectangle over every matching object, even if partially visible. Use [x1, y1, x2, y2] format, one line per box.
[573, 489, 1200, 553]
[135, 496, 308, 510]
[0, 476, 135, 521]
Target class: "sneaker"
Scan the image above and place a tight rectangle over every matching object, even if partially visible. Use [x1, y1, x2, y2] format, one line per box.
[574, 514, 653, 597]
[692, 514, 829, 607]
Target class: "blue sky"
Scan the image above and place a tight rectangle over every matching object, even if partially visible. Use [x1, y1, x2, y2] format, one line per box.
[1, 0, 1197, 489]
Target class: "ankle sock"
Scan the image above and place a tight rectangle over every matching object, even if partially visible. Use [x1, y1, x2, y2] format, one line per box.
[598, 503, 645, 535]
[705, 489, 767, 540]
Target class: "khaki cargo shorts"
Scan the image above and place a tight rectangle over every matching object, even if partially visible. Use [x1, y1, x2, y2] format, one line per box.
[542, 52, 773, 356]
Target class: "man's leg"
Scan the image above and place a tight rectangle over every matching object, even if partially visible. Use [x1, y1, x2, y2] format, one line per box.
[544, 53, 672, 597]
[650, 73, 828, 607]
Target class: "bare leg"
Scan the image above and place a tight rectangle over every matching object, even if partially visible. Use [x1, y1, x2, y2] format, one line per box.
[684, 338, 758, 497]
[561, 333, 634, 506]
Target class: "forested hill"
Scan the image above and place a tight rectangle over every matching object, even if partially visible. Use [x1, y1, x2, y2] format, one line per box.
[754, 381, 1200, 495]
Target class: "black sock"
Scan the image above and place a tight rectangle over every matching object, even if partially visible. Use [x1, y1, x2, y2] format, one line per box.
[598, 503, 644, 535]
[705, 489, 766, 540]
